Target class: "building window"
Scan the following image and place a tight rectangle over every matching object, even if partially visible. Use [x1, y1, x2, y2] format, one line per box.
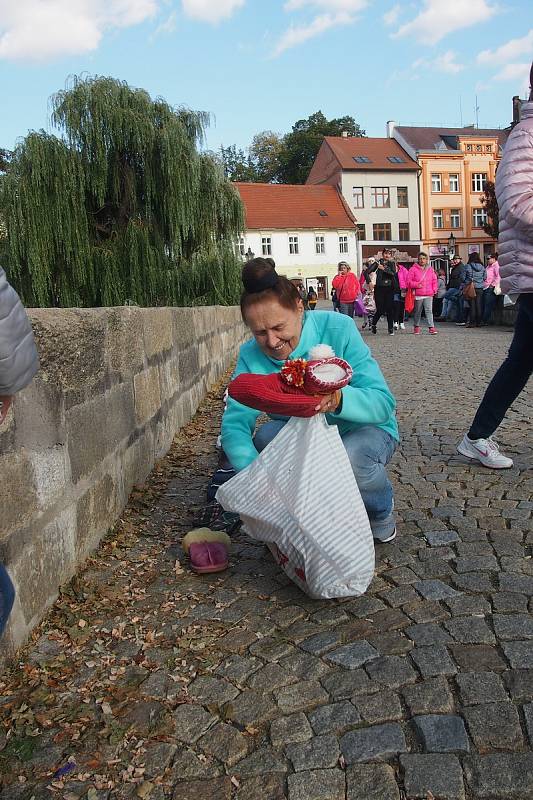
[472, 172, 487, 192]
[450, 209, 461, 229]
[449, 173, 459, 192]
[371, 187, 390, 208]
[238, 236, 245, 256]
[373, 223, 392, 240]
[433, 210, 443, 229]
[398, 223, 410, 241]
[472, 208, 488, 228]
[356, 224, 366, 240]
[431, 174, 442, 192]
[352, 187, 364, 208]
[486, 144, 493, 153]
[388, 156, 405, 163]
[289, 235, 299, 254]
[339, 235, 348, 253]
[261, 236, 272, 256]
[353, 155, 372, 163]
[466, 143, 473, 152]
[476, 144, 483, 152]
[397, 186, 408, 208]
[315, 235, 325, 254]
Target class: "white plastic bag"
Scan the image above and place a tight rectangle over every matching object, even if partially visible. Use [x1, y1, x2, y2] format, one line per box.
[503, 294, 515, 307]
[216, 415, 375, 599]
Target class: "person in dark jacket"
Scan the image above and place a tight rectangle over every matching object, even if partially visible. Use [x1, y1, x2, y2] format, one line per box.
[371, 248, 397, 335]
[464, 252, 487, 327]
[0, 265, 39, 638]
[437, 256, 465, 321]
[307, 286, 318, 310]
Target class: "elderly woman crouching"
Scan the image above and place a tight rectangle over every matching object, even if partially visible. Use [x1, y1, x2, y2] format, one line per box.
[221, 258, 400, 544]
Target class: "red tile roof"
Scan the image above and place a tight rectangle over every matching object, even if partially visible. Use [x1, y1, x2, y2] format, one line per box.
[323, 136, 419, 171]
[234, 182, 357, 229]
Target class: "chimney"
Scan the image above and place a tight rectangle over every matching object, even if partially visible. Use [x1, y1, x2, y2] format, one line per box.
[341, 131, 349, 138]
[512, 95, 522, 128]
[386, 120, 397, 138]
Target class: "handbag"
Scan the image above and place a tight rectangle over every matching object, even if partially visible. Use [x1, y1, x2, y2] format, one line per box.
[353, 295, 367, 317]
[404, 288, 415, 314]
[217, 415, 374, 599]
[463, 282, 477, 300]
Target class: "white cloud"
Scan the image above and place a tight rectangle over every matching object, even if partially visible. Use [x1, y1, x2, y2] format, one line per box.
[273, 11, 353, 56]
[284, 0, 366, 10]
[0, 0, 157, 61]
[181, 0, 245, 23]
[383, 4, 401, 26]
[151, 9, 177, 39]
[493, 62, 530, 83]
[393, 0, 497, 44]
[434, 50, 463, 73]
[477, 29, 533, 65]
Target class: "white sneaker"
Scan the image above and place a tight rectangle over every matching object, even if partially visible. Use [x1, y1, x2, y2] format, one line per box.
[457, 434, 513, 469]
[376, 528, 397, 544]
[399, 323, 405, 330]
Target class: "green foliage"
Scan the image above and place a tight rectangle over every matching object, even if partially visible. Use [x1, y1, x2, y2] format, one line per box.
[480, 179, 499, 240]
[0, 75, 244, 308]
[220, 111, 365, 185]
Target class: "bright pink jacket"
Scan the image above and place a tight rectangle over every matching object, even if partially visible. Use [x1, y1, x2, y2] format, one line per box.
[407, 263, 438, 297]
[396, 265, 409, 290]
[484, 261, 500, 289]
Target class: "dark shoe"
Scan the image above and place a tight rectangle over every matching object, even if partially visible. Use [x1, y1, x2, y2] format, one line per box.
[193, 502, 242, 535]
[372, 325, 377, 334]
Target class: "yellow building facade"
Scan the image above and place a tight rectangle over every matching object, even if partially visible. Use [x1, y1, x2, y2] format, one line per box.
[390, 124, 507, 264]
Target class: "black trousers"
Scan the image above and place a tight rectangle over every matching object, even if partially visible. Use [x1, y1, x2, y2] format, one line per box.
[373, 287, 395, 332]
[468, 288, 484, 326]
[393, 297, 405, 324]
[469, 294, 533, 439]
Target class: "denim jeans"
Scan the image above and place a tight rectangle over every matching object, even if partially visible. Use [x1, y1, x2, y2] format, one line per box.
[413, 297, 434, 328]
[442, 287, 462, 319]
[469, 294, 533, 440]
[482, 287, 497, 323]
[254, 420, 397, 541]
[339, 302, 354, 317]
[0, 563, 15, 638]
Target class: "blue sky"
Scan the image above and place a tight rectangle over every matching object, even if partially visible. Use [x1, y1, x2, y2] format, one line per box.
[1, 0, 531, 156]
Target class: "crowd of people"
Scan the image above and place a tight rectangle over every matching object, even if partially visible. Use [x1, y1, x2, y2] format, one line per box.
[329, 249, 503, 335]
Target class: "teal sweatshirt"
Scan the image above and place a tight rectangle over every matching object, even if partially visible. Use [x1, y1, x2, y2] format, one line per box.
[221, 310, 399, 471]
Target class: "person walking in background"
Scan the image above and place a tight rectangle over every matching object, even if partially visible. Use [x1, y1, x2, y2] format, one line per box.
[482, 254, 501, 325]
[457, 63, 533, 469]
[0, 264, 40, 637]
[372, 248, 396, 335]
[361, 261, 376, 330]
[393, 262, 409, 331]
[307, 286, 318, 310]
[332, 261, 360, 318]
[433, 269, 447, 319]
[464, 252, 486, 328]
[408, 252, 438, 334]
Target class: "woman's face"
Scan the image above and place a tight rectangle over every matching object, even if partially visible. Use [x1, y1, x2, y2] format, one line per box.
[419, 255, 428, 267]
[245, 297, 304, 360]
[339, 265, 349, 275]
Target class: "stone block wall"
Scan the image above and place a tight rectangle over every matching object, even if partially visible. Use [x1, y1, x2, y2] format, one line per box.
[0, 306, 247, 658]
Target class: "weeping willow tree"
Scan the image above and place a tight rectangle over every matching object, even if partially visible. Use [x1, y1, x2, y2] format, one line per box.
[0, 76, 244, 307]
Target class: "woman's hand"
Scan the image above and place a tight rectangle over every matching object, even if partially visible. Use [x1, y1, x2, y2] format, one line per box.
[314, 390, 341, 414]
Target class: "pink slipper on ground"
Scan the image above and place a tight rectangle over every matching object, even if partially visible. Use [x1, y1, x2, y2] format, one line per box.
[188, 541, 229, 574]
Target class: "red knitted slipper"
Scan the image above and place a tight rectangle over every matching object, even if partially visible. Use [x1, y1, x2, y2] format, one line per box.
[228, 372, 319, 417]
[188, 541, 229, 574]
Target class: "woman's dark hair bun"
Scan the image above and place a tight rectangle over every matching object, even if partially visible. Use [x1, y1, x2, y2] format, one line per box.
[242, 258, 279, 293]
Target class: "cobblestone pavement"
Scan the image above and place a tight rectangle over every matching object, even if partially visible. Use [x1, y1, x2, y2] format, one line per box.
[1, 322, 533, 800]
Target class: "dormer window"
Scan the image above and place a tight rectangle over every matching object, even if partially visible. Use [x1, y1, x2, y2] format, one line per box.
[388, 156, 405, 163]
[353, 156, 372, 163]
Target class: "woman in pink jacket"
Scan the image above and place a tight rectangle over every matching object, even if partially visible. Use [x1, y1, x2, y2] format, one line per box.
[407, 253, 439, 334]
[482, 254, 501, 324]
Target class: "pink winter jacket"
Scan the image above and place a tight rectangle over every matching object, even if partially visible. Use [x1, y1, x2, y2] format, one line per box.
[407, 264, 438, 297]
[496, 101, 533, 295]
[396, 265, 409, 290]
[484, 262, 500, 289]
